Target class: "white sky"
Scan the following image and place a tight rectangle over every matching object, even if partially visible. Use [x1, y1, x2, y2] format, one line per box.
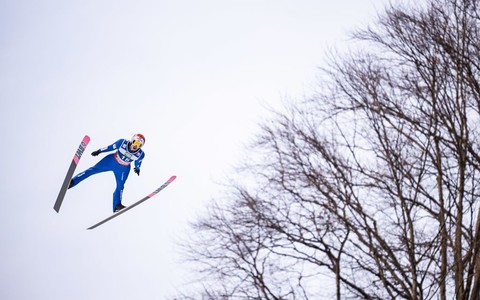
[0, 0, 388, 299]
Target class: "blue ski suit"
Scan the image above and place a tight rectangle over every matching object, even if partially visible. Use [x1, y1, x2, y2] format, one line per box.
[69, 139, 145, 211]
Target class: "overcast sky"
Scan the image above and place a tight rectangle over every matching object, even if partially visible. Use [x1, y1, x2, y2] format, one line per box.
[0, 0, 389, 299]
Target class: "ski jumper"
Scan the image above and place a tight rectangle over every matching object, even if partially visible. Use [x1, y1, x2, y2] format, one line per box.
[69, 139, 145, 211]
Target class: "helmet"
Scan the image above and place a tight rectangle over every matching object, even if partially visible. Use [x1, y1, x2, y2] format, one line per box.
[130, 133, 145, 151]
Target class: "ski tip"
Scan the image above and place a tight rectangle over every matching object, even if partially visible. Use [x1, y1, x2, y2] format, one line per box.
[168, 175, 177, 182]
[83, 135, 91, 143]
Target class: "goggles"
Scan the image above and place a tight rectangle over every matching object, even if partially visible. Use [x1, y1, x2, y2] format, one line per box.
[131, 139, 144, 149]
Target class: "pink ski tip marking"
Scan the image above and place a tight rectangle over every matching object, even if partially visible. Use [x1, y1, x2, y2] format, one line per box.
[73, 135, 91, 164]
[147, 176, 176, 197]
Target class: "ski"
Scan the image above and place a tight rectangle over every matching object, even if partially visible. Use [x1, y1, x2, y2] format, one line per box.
[53, 135, 91, 213]
[87, 175, 177, 230]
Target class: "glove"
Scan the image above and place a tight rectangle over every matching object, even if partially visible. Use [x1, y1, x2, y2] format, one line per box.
[134, 168, 140, 176]
[91, 150, 101, 156]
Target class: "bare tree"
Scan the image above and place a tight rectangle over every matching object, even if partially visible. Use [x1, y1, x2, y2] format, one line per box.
[177, 0, 480, 299]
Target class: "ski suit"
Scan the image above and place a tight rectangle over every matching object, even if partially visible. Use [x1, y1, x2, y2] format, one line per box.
[69, 139, 145, 211]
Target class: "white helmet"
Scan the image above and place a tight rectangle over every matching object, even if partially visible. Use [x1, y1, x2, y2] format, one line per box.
[130, 133, 145, 151]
